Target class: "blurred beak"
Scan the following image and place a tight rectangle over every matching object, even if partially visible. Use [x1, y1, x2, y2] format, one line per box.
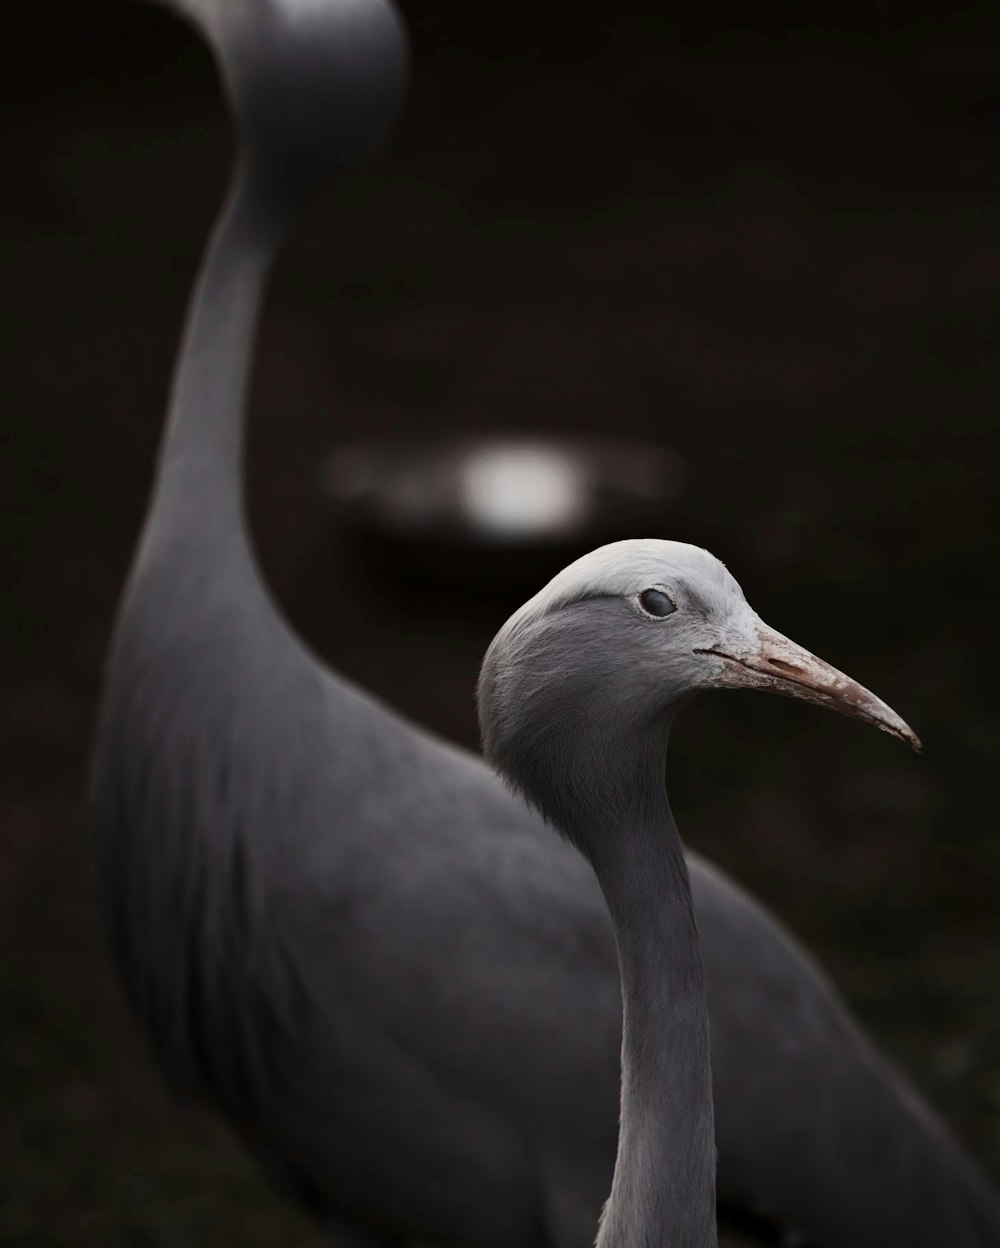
[697, 623, 921, 752]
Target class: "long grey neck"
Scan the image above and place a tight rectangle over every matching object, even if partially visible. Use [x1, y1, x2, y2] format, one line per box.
[140, 169, 285, 574]
[574, 739, 717, 1248]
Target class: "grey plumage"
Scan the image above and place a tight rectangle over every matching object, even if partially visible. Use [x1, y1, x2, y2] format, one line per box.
[477, 540, 920, 1247]
[91, 1, 1000, 1245]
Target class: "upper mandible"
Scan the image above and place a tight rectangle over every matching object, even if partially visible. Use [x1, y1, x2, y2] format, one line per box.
[170, 0, 408, 197]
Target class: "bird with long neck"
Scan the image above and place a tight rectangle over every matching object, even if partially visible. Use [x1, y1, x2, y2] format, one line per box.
[92, 1, 1000, 1244]
[478, 540, 921, 1248]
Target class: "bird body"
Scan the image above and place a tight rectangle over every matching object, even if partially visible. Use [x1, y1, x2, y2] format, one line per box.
[92, 1, 1000, 1245]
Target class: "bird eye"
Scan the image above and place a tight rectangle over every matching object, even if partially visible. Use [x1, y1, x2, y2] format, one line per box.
[637, 589, 677, 619]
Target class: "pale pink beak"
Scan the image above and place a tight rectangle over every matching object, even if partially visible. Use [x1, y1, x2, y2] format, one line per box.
[697, 623, 921, 752]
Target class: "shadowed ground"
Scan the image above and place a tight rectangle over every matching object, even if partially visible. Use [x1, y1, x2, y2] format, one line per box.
[2, 1, 999, 1242]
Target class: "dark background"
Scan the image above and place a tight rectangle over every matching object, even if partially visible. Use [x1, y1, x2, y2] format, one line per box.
[3, 0, 999, 1242]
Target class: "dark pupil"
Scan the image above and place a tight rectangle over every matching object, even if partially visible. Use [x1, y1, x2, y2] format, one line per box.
[639, 589, 676, 618]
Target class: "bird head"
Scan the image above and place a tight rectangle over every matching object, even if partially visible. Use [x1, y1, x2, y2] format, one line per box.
[164, 0, 408, 202]
[478, 539, 919, 829]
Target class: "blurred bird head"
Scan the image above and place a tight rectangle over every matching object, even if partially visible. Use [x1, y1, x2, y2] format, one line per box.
[161, 0, 407, 200]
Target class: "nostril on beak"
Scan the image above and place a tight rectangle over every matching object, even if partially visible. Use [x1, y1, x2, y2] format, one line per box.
[766, 658, 802, 676]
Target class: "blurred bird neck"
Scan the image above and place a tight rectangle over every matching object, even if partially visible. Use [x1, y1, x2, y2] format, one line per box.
[143, 171, 286, 568]
[577, 743, 718, 1248]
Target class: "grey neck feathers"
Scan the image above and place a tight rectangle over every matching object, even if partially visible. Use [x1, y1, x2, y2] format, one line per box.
[568, 738, 718, 1248]
[140, 170, 286, 576]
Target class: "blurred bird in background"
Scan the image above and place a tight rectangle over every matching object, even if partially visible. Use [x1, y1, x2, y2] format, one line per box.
[86, 1, 1000, 1246]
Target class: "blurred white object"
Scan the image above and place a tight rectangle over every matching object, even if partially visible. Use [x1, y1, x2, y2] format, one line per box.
[323, 436, 684, 558]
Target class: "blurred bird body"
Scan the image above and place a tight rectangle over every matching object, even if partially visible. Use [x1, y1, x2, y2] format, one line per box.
[92, 1, 1000, 1245]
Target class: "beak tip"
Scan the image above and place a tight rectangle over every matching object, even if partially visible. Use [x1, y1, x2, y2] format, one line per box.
[886, 719, 922, 754]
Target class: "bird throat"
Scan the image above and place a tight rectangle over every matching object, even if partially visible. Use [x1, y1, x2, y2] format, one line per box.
[572, 752, 718, 1248]
[149, 176, 282, 554]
